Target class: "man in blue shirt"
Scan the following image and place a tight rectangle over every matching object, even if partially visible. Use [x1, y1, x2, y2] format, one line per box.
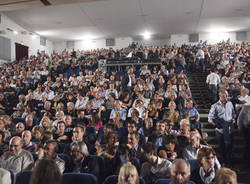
[208, 89, 235, 164]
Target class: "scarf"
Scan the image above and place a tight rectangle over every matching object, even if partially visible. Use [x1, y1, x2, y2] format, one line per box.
[199, 167, 215, 184]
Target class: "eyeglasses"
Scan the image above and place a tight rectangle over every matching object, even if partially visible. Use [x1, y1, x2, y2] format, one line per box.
[10, 144, 20, 147]
[205, 156, 215, 160]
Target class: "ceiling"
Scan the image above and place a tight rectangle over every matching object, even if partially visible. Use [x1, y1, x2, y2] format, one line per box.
[2, 0, 250, 42]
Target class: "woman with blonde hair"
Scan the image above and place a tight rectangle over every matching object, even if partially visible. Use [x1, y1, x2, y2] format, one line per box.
[40, 116, 55, 133]
[118, 162, 139, 184]
[215, 168, 237, 184]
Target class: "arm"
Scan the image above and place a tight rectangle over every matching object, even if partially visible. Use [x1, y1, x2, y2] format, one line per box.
[208, 104, 216, 126]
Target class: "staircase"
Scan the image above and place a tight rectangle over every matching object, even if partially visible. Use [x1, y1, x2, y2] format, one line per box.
[187, 72, 249, 183]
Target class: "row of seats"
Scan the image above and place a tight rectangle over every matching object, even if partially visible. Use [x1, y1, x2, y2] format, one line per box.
[5, 166, 247, 184]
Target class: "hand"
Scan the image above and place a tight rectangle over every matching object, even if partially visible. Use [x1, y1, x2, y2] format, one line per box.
[211, 121, 216, 127]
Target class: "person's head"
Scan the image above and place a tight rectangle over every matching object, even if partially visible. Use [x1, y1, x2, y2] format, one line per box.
[29, 158, 62, 184]
[165, 119, 174, 133]
[44, 140, 58, 159]
[170, 159, 191, 184]
[113, 112, 121, 121]
[215, 168, 237, 184]
[118, 162, 139, 184]
[32, 125, 44, 141]
[105, 131, 118, 146]
[127, 121, 137, 133]
[25, 115, 34, 127]
[189, 130, 201, 148]
[142, 142, 157, 164]
[65, 115, 72, 126]
[67, 102, 75, 111]
[186, 99, 194, 109]
[179, 119, 190, 137]
[44, 101, 51, 110]
[144, 118, 153, 129]
[163, 134, 178, 152]
[197, 147, 216, 172]
[72, 124, 85, 142]
[16, 122, 25, 135]
[127, 131, 140, 148]
[156, 120, 166, 136]
[57, 121, 66, 133]
[115, 100, 122, 109]
[240, 88, 249, 97]
[70, 141, 89, 161]
[9, 136, 23, 155]
[41, 116, 51, 128]
[219, 90, 228, 103]
[22, 130, 32, 146]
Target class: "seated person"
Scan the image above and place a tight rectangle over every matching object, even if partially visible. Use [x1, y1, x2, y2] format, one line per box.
[38, 139, 65, 174]
[22, 130, 36, 152]
[158, 134, 179, 159]
[54, 121, 68, 143]
[118, 162, 140, 184]
[69, 141, 101, 179]
[148, 120, 167, 149]
[0, 136, 34, 174]
[215, 168, 237, 184]
[191, 147, 218, 184]
[170, 159, 191, 184]
[140, 142, 172, 184]
[183, 130, 221, 168]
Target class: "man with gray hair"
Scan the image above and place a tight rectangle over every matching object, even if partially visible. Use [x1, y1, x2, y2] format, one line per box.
[69, 141, 102, 179]
[170, 159, 191, 184]
[0, 136, 34, 174]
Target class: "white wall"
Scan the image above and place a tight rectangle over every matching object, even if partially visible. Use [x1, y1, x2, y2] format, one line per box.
[0, 14, 54, 61]
[134, 38, 171, 47]
[54, 37, 133, 52]
[54, 41, 67, 53]
[170, 32, 245, 46]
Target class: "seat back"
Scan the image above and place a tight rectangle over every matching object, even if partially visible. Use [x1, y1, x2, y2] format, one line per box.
[188, 159, 199, 172]
[16, 170, 32, 184]
[62, 173, 97, 184]
[58, 153, 72, 173]
[103, 175, 145, 184]
[154, 179, 196, 184]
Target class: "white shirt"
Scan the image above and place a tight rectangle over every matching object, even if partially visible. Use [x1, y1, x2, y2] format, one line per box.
[75, 97, 89, 110]
[206, 72, 220, 85]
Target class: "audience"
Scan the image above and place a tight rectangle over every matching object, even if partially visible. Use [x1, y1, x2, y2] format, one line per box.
[0, 41, 248, 183]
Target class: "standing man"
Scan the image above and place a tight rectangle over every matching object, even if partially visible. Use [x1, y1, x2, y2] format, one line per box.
[208, 89, 235, 164]
[121, 66, 133, 92]
[206, 68, 221, 103]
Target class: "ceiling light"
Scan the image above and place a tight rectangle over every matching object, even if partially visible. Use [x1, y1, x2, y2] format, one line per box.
[143, 31, 151, 40]
[13, 31, 18, 34]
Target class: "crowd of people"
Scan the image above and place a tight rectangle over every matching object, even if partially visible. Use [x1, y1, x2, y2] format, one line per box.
[0, 41, 248, 184]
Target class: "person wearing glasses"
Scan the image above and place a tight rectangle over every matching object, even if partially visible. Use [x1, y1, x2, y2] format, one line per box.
[191, 147, 218, 184]
[0, 136, 34, 174]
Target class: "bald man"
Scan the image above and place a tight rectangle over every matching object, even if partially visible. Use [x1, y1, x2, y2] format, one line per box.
[0, 136, 34, 174]
[170, 159, 191, 184]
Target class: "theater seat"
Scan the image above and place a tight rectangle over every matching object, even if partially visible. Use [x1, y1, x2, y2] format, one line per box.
[154, 178, 196, 184]
[58, 153, 72, 173]
[187, 159, 199, 172]
[6, 169, 14, 184]
[16, 170, 32, 184]
[62, 173, 97, 184]
[103, 175, 145, 184]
